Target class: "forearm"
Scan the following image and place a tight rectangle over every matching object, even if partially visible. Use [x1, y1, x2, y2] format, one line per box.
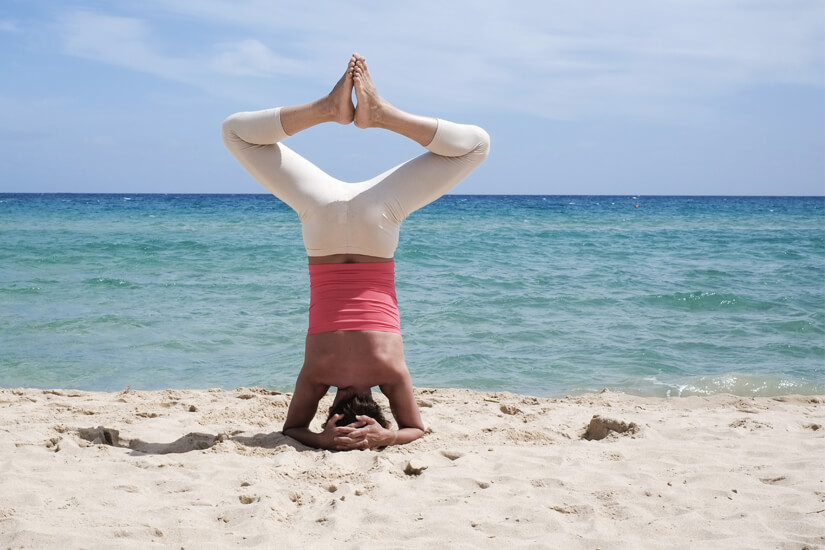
[389, 427, 425, 446]
[282, 426, 329, 450]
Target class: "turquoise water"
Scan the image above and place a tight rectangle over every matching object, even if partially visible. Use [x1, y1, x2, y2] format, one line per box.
[1, 194, 823, 397]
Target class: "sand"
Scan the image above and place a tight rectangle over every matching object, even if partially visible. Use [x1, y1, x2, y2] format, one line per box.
[0, 386, 823, 549]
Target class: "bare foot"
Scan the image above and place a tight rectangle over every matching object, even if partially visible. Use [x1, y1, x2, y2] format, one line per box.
[325, 55, 355, 124]
[352, 54, 389, 129]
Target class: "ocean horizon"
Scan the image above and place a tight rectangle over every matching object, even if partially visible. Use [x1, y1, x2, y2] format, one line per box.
[2, 193, 823, 397]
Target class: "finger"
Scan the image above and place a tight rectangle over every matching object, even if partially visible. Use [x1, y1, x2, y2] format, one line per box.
[338, 430, 367, 440]
[356, 415, 377, 425]
[336, 439, 362, 451]
[338, 438, 365, 451]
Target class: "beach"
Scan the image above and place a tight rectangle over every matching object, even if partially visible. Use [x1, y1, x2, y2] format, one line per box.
[2, 196, 823, 547]
[1, 386, 822, 549]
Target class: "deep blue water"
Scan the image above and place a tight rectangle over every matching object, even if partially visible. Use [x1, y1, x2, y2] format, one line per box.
[1, 193, 823, 397]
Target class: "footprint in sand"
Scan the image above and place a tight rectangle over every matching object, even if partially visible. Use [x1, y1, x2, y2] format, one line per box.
[500, 404, 521, 415]
[729, 418, 772, 430]
[549, 503, 594, 515]
[76, 426, 231, 454]
[129, 432, 225, 454]
[77, 426, 120, 446]
[759, 476, 788, 485]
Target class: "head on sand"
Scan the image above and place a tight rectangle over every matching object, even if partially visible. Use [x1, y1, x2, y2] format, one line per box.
[325, 393, 391, 429]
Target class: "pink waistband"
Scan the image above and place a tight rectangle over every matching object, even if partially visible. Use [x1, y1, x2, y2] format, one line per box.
[307, 261, 401, 335]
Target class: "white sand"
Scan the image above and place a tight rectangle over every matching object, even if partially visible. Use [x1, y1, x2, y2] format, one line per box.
[0, 387, 823, 549]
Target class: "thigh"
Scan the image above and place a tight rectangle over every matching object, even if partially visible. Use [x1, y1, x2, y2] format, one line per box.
[227, 141, 342, 219]
[360, 151, 481, 223]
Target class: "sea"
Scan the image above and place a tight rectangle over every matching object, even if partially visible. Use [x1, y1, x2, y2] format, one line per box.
[1, 194, 823, 398]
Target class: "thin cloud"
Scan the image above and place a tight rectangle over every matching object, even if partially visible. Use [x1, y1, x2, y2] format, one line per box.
[0, 19, 21, 33]
[58, 10, 313, 104]
[59, 1, 824, 121]
[211, 39, 307, 77]
[62, 11, 188, 81]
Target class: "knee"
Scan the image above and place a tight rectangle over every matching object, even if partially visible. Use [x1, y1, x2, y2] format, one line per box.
[472, 126, 491, 158]
[221, 113, 243, 144]
[458, 125, 490, 162]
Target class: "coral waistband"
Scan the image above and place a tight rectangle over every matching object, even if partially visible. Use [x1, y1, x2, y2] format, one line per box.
[307, 261, 401, 335]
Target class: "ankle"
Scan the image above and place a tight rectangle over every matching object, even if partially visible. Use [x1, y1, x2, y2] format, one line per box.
[326, 96, 355, 125]
[313, 96, 337, 123]
[370, 102, 398, 130]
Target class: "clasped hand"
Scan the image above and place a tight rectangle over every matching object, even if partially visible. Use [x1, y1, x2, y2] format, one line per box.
[323, 414, 393, 451]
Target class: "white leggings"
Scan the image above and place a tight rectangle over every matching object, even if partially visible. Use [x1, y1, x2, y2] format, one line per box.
[222, 108, 490, 257]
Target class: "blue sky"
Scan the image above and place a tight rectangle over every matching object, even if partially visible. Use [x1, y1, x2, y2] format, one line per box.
[1, 0, 823, 195]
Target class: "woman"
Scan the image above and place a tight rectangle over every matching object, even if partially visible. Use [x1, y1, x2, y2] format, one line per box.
[222, 54, 489, 450]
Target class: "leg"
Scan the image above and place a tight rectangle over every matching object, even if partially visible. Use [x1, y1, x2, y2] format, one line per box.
[359, 124, 490, 221]
[281, 55, 356, 135]
[351, 55, 490, 220]
[352, 54, 437, 147]
[221, 56, 357, 216]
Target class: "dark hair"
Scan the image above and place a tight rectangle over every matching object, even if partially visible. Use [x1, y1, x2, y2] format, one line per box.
[325, 393, 391, 429]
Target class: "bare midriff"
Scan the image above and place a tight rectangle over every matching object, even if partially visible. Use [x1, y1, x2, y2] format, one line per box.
[303, 253, 406, 389]
[303, 330, 406, 389]
[307, 253, 392, 265]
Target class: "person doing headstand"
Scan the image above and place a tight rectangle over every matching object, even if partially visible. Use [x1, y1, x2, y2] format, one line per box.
[222, 53, 490, 450]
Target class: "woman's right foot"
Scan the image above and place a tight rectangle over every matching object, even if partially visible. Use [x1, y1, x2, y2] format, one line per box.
[352, 54, 390, 129]
[325, 55, 356, 124]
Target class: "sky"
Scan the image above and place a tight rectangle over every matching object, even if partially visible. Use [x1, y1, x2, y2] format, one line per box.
[0, 0, 823, 196]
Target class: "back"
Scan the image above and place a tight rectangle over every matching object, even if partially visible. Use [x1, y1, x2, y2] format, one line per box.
[302, 330, 408, 389]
